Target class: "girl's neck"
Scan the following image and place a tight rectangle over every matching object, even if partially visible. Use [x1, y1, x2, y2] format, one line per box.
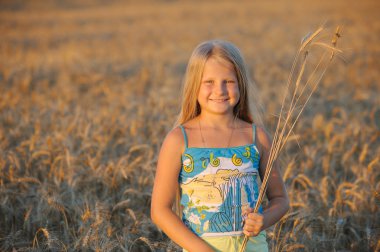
[198, 113, 236, 129]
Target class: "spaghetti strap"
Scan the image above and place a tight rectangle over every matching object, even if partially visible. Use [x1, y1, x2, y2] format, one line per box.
[252, 124, 256, 145]
[179, 125, 188, 149]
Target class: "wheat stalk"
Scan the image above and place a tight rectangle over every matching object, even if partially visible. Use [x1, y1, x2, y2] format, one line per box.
[239, 25, 342, 252]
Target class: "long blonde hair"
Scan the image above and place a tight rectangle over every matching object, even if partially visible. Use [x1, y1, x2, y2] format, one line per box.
[175, 40, 263, 127]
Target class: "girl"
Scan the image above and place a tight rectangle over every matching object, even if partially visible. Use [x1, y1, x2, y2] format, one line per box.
[151, 40, 289, 252]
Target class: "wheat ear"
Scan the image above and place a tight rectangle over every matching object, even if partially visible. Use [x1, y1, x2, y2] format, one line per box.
[239, 25, 342, 252]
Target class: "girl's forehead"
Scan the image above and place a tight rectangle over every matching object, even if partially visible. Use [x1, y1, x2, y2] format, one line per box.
[204, 57, 236, 73]
[206, 56, 233, 68]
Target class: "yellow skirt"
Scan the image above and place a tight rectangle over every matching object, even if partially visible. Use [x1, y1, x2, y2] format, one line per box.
[184, 231, 268, 252]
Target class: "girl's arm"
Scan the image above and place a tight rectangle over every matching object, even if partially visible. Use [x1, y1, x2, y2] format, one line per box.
[254, 126, 290, 231]
[151, 128, 214, 252]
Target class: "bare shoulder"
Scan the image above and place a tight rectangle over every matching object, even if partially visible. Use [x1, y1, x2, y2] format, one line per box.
[181, 118, 198, 130]
[163, 126, 185, 151]
[255, 125, 272, 151]
[234, 119, 252, 131]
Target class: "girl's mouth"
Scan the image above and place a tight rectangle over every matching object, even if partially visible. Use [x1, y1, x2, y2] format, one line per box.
[210, 98, 229, 102]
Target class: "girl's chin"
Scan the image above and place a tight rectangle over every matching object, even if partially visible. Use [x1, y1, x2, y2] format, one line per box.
[202, 107, 234, 115]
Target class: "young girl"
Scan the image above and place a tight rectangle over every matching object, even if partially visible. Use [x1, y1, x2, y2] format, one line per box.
[151, 40, 289, 252]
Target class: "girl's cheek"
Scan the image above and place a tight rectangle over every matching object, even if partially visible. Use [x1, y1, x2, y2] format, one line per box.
[231, 85, 239, 93]
[233, 90, 240, 99]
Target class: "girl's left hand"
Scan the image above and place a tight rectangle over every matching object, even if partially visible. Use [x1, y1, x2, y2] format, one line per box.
[242, 207, 264, 237]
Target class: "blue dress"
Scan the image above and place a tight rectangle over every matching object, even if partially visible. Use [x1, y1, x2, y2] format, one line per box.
[178, 124, 263, 238]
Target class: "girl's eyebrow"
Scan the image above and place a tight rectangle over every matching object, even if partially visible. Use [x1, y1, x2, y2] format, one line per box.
[201, 78, 236, 82]
[202, 74, 237, 79]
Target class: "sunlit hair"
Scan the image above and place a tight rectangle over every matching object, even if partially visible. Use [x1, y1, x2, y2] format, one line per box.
[175, 40, 263, 126]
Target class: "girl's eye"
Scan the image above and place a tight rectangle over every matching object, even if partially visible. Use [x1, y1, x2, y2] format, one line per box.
[204, 80, 214, 84]
[227, 80, 235, 84]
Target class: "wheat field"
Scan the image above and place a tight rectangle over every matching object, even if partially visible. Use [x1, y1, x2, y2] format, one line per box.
[0, 0, 379, 251]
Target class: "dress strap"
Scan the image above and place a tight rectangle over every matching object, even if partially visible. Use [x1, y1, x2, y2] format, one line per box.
[252, 124, 256, 145]
[179, 125, 188, 149]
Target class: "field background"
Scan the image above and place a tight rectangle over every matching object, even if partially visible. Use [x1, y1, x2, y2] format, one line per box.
[0, 0, 379, 251]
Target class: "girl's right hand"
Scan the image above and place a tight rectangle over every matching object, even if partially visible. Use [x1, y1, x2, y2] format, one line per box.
[242, 207, 264, 237]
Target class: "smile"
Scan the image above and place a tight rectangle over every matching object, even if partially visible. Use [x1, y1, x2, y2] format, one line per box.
[210, 98, 229, 102]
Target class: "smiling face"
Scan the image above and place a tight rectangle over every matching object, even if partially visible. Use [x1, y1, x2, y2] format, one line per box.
[197, 57, 240, 116]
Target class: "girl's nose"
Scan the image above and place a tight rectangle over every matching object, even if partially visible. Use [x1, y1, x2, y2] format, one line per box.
[214, 81, 227, 95]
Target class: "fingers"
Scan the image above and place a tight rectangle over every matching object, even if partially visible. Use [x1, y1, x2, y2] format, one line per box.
[241, 207, 249, 216]
[242, 212, 264, 237]
[241, 207, 254, 218]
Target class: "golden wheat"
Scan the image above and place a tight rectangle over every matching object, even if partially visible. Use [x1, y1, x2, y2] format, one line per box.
[0, 1, 378, 251]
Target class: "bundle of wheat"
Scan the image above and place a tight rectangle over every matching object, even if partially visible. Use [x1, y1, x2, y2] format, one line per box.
[240, 26, 343, 252]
